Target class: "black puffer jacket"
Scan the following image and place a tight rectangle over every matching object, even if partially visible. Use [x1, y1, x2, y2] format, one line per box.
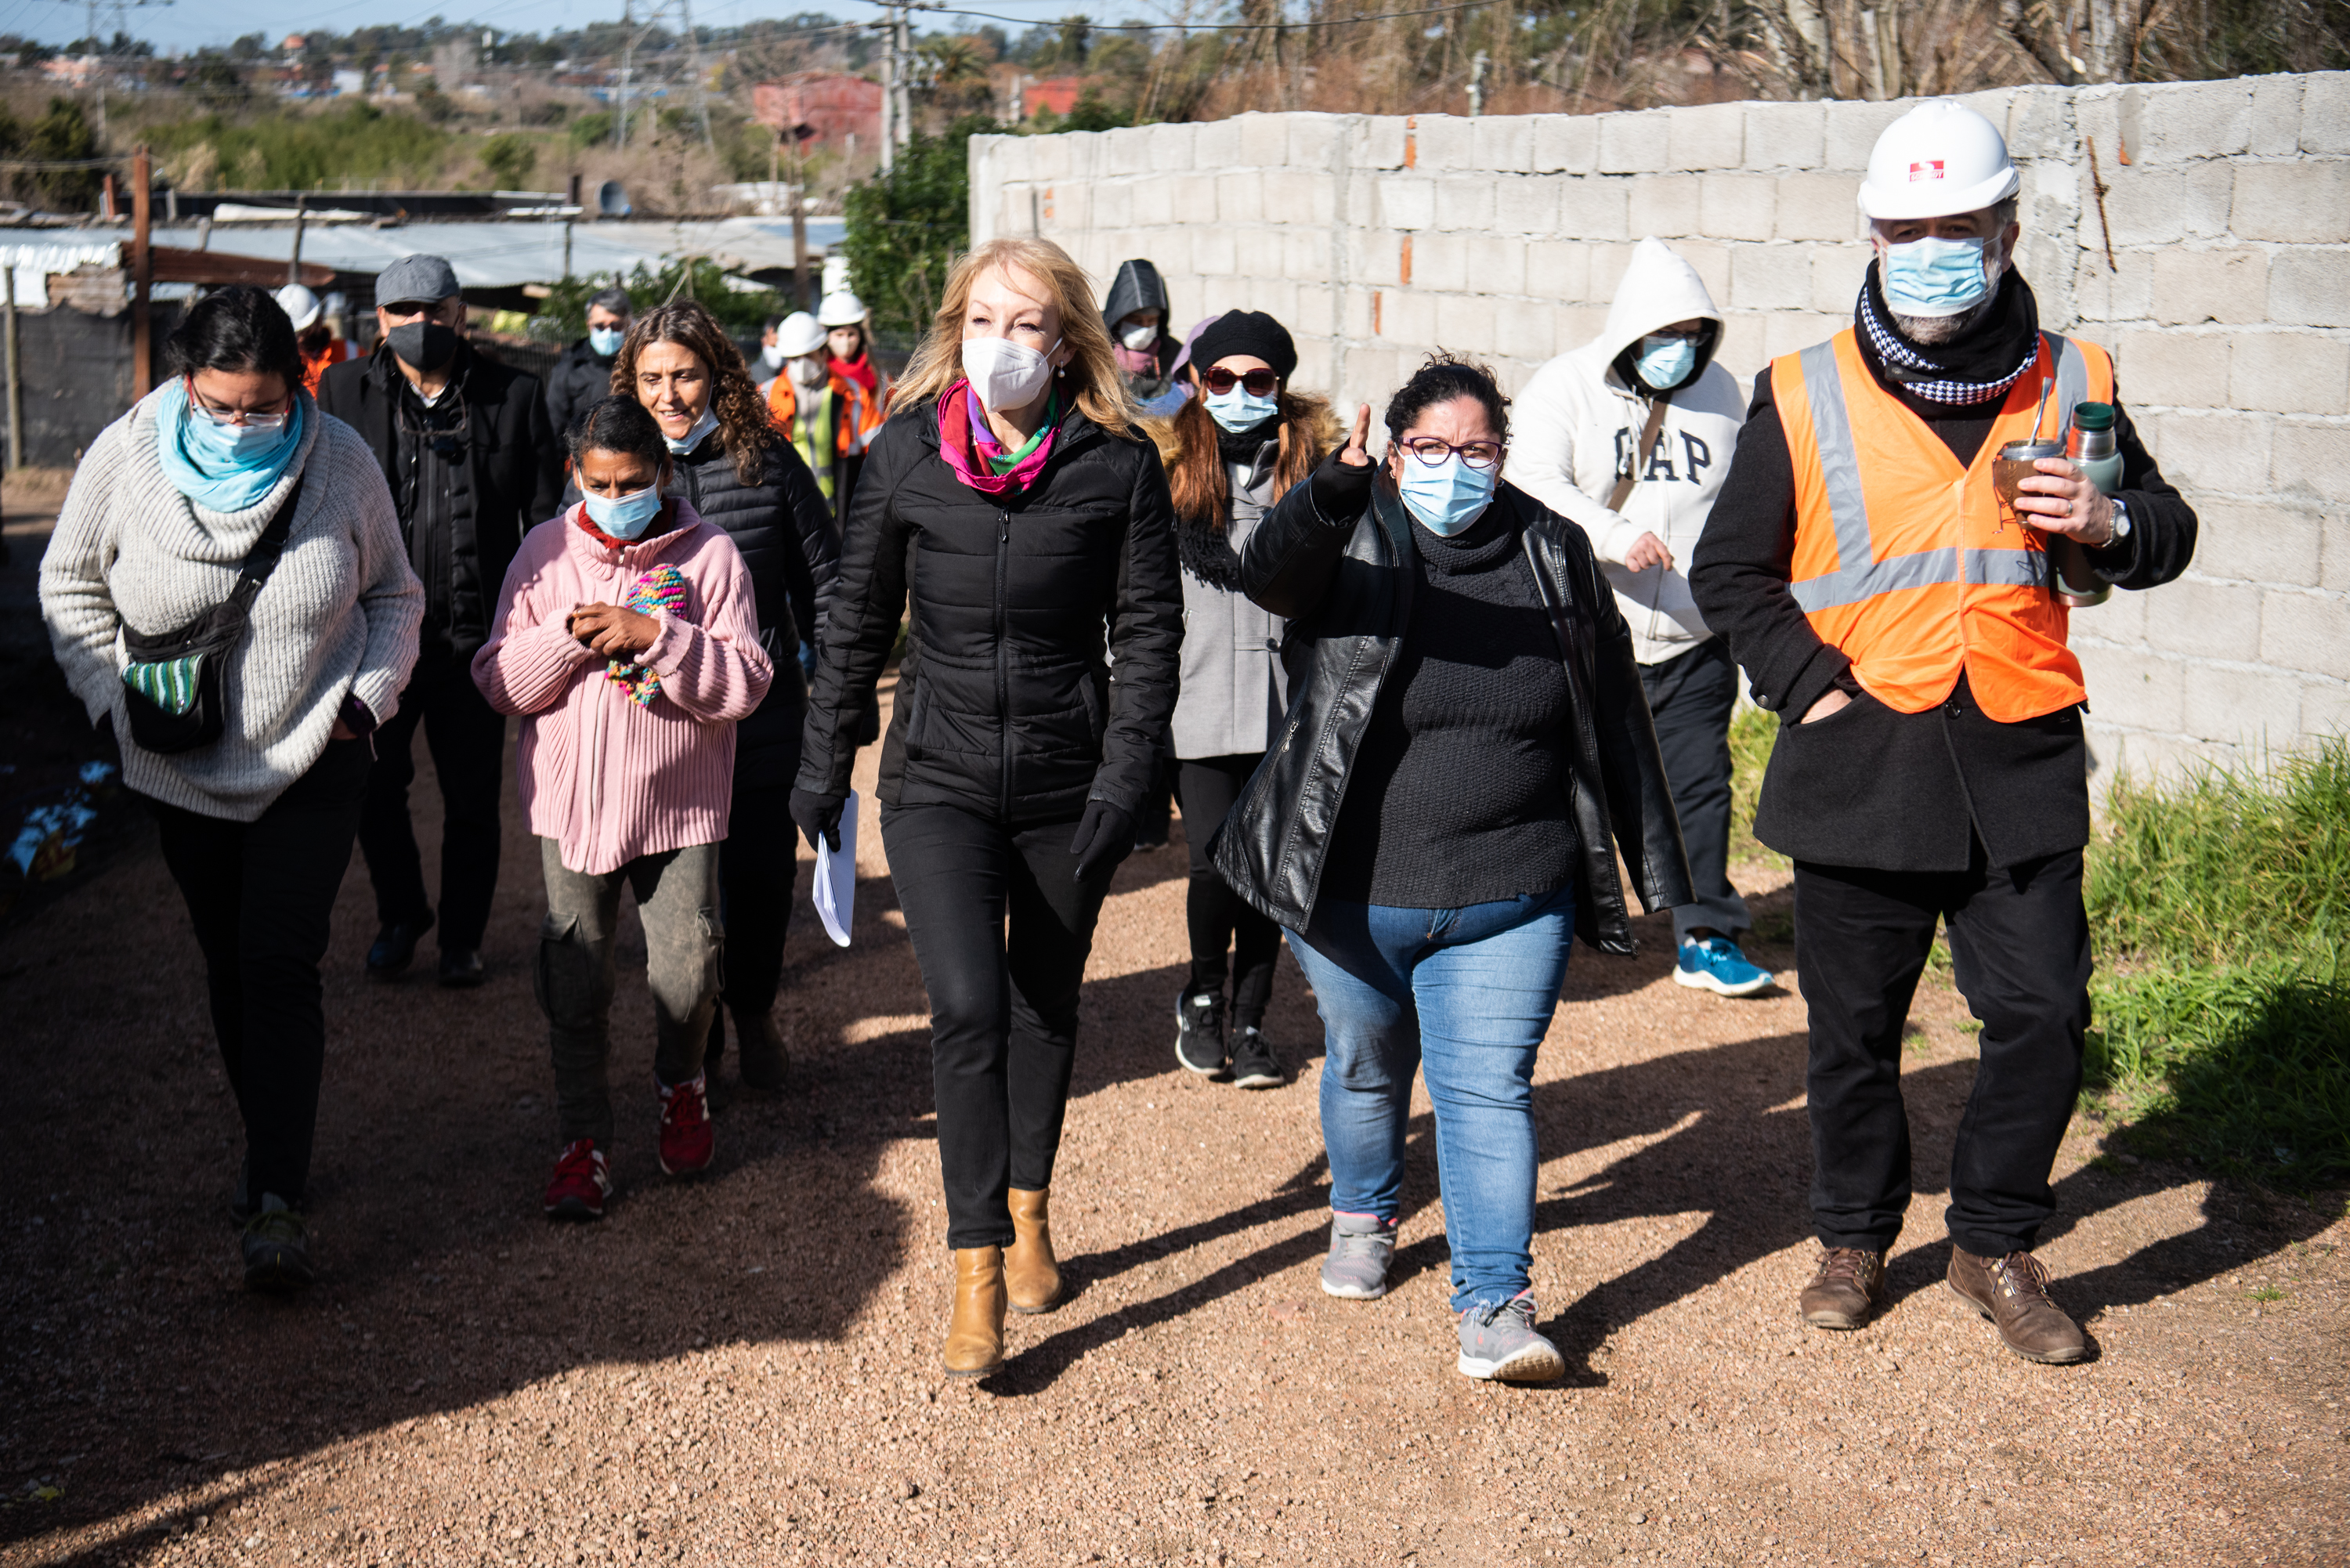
[319, 340, 562, 661]
[797, 396, 1184, 822]
[544, 338, 619, 438]
[1210, 463, 1692, 956]
[562, 429, 840, 790]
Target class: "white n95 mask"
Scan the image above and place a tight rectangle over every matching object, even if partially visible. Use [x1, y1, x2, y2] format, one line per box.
[963, 337, 1058, 411]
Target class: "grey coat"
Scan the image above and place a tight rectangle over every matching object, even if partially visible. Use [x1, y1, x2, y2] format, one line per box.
[1171, 449, 1289, 761]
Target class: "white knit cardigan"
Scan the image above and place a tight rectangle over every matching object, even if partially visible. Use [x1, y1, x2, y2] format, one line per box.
[40, 386, 424, 822]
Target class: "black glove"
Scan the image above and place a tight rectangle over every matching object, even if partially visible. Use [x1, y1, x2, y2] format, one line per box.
[789, 788, 845, 852]
[1308, 443, 1376, 522]
[1068, 798, 1137, 883]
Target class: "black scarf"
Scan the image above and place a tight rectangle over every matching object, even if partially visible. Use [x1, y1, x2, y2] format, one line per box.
[1178, 426, 1280, 590]
[1856, 263, 2041, 406]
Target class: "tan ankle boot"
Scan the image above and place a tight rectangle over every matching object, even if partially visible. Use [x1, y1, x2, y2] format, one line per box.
[943, 1247, 1007, 1378]
[1005, 1187, 1063, 1314]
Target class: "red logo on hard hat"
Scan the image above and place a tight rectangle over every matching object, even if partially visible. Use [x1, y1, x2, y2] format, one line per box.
[1909, 160, 1946, 181]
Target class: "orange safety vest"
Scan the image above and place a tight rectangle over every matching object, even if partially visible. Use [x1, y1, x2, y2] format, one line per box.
[1772, 327, 2113, 724]
[768, 364, 886, 454]
[298, 335, 359, 392]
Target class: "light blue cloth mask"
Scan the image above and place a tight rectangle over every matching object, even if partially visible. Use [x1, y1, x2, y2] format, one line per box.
[154, 378, 306, 513]
[1397, 453, 1495, 537]
[1881, 235, 1994, 317]
[1204, 385, 1280, 433]
[664, 406, 720, 456]
[584, 486, 664, 539]
[589, 326, 626, 357]
[1636, 334, 1699, 391]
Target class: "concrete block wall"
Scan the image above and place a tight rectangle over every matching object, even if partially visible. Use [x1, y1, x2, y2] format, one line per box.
[969, 72, 2350, 780]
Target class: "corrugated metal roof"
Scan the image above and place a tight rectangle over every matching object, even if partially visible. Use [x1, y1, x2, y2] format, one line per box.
[113, 215, 849, 288]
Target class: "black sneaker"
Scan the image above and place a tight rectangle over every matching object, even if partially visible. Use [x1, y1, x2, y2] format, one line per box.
[436, 948, 484, 988]
[1230, 1025, 1284, 1089]
[240, 1195, 313, 1293]
[366, 918, 432, 979]
[1174, 991, 1227, 1078]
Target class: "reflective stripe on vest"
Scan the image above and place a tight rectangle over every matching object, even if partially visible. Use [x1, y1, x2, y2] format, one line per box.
[1773, 327, 2113, 722]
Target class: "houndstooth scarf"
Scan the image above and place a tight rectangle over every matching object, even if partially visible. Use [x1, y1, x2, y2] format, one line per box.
[1856, 263, 2040, 406]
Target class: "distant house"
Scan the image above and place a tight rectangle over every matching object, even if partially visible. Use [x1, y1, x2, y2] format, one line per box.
[751, 72, 882, 151]
[41, 55, 99, 86]
[1023, 76, 1086, 118]
[331, 68, 363, 96]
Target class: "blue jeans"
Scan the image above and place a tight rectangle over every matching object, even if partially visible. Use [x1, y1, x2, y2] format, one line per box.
[1288, 886, 1575, 1312]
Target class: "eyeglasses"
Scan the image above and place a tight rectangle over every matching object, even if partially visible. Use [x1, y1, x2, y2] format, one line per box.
[1199, 367, 1281, 397]
[1397, 436, 1504, 471]
[186, 380, 291, 429]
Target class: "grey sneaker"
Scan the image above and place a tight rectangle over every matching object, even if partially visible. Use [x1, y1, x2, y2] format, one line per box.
[240, 1194, 313, 1294]
[1318, 1212, 1397, 1300]
[1455, 1292, 1564, 1382]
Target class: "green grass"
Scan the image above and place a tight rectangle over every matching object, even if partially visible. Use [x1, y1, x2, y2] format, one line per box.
[1727, 703, 1784, 868]
[2081, 734, 2350, 1191]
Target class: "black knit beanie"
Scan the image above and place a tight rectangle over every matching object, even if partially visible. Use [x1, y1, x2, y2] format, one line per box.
[1189, 311, 1297, 381]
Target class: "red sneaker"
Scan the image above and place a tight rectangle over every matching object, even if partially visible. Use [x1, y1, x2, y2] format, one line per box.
[544, 1138, 611, 1220]
[658, 1074, 714, 1176]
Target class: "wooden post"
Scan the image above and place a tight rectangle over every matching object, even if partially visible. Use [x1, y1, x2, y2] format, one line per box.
[288, 193, 306, 285]
[132, 144, 153, 399]
[562, 216, 574, 280]
[5, 280, 22, 471]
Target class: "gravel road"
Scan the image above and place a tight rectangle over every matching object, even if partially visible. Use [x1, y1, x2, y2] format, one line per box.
[2, 677, 2345, 1568]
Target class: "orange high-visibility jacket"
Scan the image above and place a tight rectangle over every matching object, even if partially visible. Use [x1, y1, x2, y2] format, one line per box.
[1770, 327, 2113, 724]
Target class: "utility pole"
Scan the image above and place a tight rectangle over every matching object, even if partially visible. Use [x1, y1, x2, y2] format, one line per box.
[131, 143, 151, 396]
[616, 0, 634, 150]
[878, 6, 896, 175]
[895, 6, 913, 152]
[1468, 49, 1487, 117]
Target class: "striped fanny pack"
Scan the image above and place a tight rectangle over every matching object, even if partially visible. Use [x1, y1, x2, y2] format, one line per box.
[119, 472, 306, 754]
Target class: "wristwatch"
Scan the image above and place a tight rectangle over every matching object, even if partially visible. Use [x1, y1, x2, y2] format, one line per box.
[2100, 497, 2131, 548]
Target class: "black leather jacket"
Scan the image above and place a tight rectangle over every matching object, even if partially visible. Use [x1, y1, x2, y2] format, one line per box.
[1209, 466, 1693, 956]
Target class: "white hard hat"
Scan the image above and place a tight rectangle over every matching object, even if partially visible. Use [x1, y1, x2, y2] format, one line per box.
[815, 291, 867, 329]
[775, 310, 826, 359]
[273, 283, 323, 332]
[1857, 99, 2020, 221]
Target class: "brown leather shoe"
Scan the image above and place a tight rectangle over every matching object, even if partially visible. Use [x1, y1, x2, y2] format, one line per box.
[732, 1006, 789, 1093]
[944, 1247, 1007, 1378]
[1947, 1247, 2090, 1364]
[1799, 1246, 1885, 1329]
[1005, 1187, 1063, 1314]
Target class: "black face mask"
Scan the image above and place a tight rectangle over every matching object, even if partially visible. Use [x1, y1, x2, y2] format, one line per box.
[387, 321, 459, 374]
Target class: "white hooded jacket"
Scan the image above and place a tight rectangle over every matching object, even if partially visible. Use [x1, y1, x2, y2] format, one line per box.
[1509, 237, 1748, 667]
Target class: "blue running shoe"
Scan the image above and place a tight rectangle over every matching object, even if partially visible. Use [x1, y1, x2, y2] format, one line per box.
[1673, 935, 1774, 997]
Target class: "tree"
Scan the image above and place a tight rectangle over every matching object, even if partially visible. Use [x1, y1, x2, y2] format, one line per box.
[840, 114, 993, 341]
[481, 132, 537, 187]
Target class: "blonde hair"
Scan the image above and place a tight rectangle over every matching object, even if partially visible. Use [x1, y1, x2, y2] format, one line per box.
[896, 238, 1137, 439]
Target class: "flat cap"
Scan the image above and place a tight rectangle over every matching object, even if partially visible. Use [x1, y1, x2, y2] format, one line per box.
[375, 253, 461, 305]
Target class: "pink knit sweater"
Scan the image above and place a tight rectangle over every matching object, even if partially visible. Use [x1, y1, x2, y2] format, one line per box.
[472, 500, 772, 875]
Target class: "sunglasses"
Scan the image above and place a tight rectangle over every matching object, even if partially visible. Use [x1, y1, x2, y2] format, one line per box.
[1198, 367, 1281, 397]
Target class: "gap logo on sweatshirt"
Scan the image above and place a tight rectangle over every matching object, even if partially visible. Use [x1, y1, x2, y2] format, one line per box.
[1613, 425, 1713, 486]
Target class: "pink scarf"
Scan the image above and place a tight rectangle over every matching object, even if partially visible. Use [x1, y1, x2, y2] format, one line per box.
[935, 380, 1058, 496]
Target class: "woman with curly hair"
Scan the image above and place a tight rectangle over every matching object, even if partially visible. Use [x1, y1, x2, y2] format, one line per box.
[1148, 309, 1337, 1089]
[598, 300, 840, 1096]
[792, 237, 1182, 1378]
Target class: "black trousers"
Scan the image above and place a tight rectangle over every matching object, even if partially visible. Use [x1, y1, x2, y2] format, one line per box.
[718, 784, 796, 1018]
[1795, 845, 2092, 1258]
[149, 740, 371, 1207]
[1176, 753, 1282, 1026]
[359, 649, 507, 953]
[1638, 638, 1751, 941]
[880, 802, 1114, 1249]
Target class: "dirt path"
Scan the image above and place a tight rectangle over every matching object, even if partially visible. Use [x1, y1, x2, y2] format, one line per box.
[2, 681, 2345, 1567]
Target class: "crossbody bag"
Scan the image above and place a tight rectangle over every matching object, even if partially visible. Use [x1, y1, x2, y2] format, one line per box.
[118, 472, 307, 755]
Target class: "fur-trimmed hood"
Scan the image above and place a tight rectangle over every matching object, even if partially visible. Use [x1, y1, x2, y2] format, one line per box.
[1143, 391, 1342, 471]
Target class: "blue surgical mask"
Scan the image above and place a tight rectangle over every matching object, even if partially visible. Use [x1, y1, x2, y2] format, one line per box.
[1880, 235, 1995, 317]
[157, 378, 306, 512]
[1396, 453, 1496, 537]
[1205, 385, 1279, 433]
[583, 486, 663, 540]
[1636, 334, 1699, 391]
[589, 325, 626, 357]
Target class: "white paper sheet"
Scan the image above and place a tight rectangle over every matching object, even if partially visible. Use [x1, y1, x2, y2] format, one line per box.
[813, 789, 857, 948]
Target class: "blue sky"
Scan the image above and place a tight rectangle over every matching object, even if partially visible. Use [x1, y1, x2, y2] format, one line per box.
[2, 0, 1156, 54]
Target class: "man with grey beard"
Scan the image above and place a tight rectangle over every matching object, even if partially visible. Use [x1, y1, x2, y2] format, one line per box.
[1690, 100, 2198, 1366]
